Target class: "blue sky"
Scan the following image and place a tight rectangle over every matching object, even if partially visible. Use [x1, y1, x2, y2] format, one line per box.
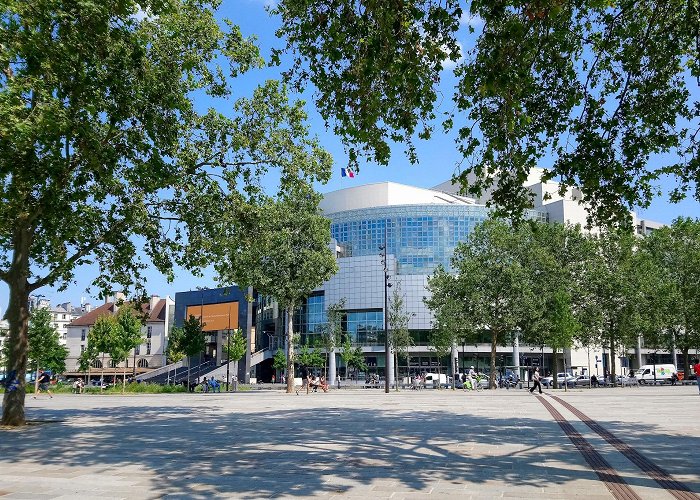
[1, 0, 698, 315]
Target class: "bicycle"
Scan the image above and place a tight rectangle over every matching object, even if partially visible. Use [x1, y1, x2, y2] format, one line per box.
[462, 376, 484, 392]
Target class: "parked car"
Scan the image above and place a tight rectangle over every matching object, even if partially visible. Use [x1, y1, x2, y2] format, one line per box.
[573, 375, 592, 387]
[542, 372, 576, 388]
[636, 364, 677, 384]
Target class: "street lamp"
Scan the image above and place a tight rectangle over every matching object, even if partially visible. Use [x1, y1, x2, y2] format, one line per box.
[379, 223, 392, 394]
[225, 312, 232, 392]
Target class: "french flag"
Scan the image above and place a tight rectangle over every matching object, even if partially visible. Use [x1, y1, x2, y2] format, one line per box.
[341, 167, 355, 178]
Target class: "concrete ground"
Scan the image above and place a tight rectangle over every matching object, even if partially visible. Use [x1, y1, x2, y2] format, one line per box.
[1, 385, 699, 499]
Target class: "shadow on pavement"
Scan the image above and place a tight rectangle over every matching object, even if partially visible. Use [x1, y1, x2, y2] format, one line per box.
[1, 395, 698, 498]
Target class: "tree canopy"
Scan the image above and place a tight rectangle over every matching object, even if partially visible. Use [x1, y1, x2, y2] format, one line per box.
[25, 308, 68, 375]
[215, 180, 337, 393]
[1, 0, 332, 425]
[274, 0, 700, 226]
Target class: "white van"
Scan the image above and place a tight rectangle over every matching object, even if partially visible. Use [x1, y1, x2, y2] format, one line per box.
[634, 364, 676, 384]
[423, 373, 451, 388]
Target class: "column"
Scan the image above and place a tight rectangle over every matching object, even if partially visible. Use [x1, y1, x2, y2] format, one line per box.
[329, 348, 337, 388]
[244, 286, 253, 384]
[387, 349, 395, 388]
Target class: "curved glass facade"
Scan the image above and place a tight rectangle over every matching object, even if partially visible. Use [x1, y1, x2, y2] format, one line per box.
[330, 205, 547, 275]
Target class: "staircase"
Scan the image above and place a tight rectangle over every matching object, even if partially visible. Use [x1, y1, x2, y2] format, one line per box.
[138, 360, 185, 381]
[146, 359, 217, 385]
[199, 348, 273, 381]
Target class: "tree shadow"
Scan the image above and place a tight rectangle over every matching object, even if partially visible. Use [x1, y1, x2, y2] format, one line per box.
[1, 395, 698, 498]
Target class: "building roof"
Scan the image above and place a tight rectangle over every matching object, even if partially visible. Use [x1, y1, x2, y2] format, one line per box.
[149, 299, 167, 322]
[68, 299, 168, 327]
[320, 181, 475, 215]
[68, 302, 115, 327]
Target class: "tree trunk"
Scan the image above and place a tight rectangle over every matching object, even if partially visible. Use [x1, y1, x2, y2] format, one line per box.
[394, 350, 399, 392]
[123, 364, 127, 394]
[1, 265, 31, 426]
[489, 331, 497, 389]
[609, 333, 616, 385]
[34, 360, 40, 394]
[683, 349, 689, 378]
[100, 353, 105, 392]
[552, 350, 560, 389]
[186, 355, 190, 391]
[285, 305, 295, 393]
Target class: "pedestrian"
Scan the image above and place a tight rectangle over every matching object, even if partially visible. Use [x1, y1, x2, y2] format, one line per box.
[529, 367, 542, 394]
[694, 360, 700, 396]
[34, 370, 53, 399]
[271, 374, 275, 384]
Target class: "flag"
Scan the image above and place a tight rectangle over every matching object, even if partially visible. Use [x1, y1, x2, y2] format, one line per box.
[341, 167, 355, 178]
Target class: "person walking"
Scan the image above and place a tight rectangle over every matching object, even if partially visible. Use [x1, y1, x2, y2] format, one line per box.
[529, 367, 542, 394]
[694, 360, 700, 396]
[34, 369, 53, 399]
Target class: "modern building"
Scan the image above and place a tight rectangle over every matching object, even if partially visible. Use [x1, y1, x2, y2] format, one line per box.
[249, 170, 671, 385]
[64, 293, 174, 377]
[172, 286, 255, 383]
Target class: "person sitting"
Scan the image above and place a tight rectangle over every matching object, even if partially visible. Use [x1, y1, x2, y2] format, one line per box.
[72, 378, 84, 394]
[310, 376, 321, 392]
[201, 377, 210, 393]
[319, 376, 329, 392]
[209, 378, 221, 393]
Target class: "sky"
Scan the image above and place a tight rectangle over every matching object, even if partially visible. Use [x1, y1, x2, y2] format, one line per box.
[1, 0, 699, 315]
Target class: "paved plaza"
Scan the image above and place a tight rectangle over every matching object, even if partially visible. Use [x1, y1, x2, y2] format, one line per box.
[1, 385, 699, 499]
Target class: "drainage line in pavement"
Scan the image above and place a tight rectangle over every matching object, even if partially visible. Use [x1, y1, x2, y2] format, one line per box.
[548, 394, 699, 500]
[536, 395, 642, 500]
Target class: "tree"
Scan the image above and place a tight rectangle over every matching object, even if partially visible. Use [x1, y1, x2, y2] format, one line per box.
[544, 290, 581, 389]
[388, 286, 413, 391]
[428, 219, 537, 389]
[641, 218, 700, 376]
[582, 230, 655, 383]
[222, 328, 246, 389]
[216, 180, 338, 394]
[272, 348, 287, 381]
[297, 344, 324, 373]
[518, 221, 593, 387]
[318, 299, 345, 379]
[339, 337, 366, 380]
[26, 308, 68, 391]
[165, 327, 185, 386]
[1, 0, 332, 426]
[171, 315, 206, 390]
[111, 307, 144, 393]
[274, 0, 700, 227]
[85, 315, 119, 390]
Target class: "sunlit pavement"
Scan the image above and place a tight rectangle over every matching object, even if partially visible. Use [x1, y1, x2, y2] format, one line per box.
[1, 385, 699, 499]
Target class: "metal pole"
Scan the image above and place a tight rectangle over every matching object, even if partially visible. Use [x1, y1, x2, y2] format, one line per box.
[382, 224, 390, 394]
[226, 303, 231, 392]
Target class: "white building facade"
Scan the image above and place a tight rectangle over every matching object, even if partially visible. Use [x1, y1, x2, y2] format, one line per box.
[65, 294, 174, 376]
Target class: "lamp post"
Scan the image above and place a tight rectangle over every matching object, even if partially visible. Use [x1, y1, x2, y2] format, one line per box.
[225, 307, 231, 392]
[379, 224, 392, 394]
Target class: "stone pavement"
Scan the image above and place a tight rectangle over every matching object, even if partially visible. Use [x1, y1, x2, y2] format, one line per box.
[1, 385, 699, 499]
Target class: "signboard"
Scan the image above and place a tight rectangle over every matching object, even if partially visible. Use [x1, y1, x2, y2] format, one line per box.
[186, 302, 239, 332]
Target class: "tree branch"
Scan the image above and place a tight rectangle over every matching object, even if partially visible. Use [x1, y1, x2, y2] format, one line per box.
[27, 219, 129, 292]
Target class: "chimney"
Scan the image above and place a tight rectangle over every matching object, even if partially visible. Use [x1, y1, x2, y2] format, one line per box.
[149, 294, 160, 311]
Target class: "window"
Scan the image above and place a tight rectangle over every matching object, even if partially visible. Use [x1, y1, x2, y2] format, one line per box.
[135, 345, 140, 355]
[62, 314, 66, 319]
[147, 326, 152, 339]
[137, 358, 149, 368]
[146, 341, 151, 355]
[91, 359, 102, 369]
[81, 329, 86, 341]
[81, 345, 85, 353]
[110, 359, 118, 368]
